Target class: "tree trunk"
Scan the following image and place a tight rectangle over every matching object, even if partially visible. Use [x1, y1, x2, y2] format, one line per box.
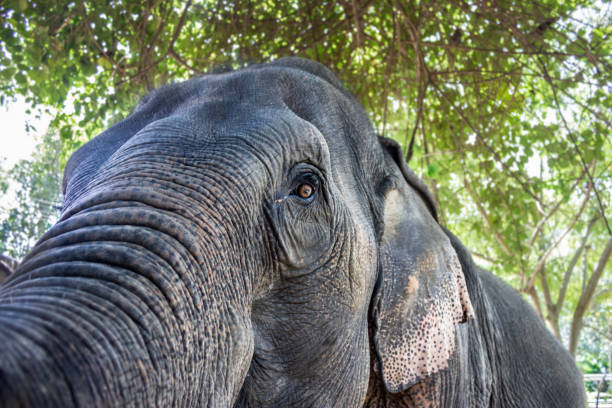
[569, 236, 612, 357]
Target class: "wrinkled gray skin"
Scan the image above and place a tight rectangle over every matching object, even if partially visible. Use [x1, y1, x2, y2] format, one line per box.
[0, 58, 584, 407]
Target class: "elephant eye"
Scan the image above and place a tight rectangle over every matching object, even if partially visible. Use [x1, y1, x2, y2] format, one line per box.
[290, 173, 319, 202]
[297, 183, 314, 199]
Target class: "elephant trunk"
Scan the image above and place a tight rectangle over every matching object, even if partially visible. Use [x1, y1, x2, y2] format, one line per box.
[0, 196, 254, 406]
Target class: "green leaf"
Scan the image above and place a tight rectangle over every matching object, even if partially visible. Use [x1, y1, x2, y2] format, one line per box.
[427, 162, 439, 177]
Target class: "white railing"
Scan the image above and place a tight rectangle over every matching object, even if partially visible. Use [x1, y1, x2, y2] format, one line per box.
[585, 373, 611, 408]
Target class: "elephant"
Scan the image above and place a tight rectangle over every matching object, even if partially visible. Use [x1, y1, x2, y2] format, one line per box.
[0, 57, 585, 407]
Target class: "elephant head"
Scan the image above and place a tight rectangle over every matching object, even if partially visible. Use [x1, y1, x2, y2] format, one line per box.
[0, 58, 473, 407]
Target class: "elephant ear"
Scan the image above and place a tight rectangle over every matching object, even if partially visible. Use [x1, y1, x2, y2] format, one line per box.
[373, 137, 474, 393]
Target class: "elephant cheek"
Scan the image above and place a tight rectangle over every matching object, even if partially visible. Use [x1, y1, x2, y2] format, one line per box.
[348, 218, 380, 401]
[348, 215, 378, 305]
[276, 221, 334, 277]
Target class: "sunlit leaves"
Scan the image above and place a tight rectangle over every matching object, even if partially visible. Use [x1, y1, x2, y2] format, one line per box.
[0, 132, 62, 259]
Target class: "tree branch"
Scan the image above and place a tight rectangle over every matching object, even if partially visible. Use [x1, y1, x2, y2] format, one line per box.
[168, 48, 204, 74]
[471, 251, 496, 264]
[167, 0, 193, 55]
[53, 7, 78, 35]
[526, 286, 544, 320]
[583, 322, 612, 343]
[594, 287, 612, 300]
[400, 38, 585, 58]
[77, 4, 120, 71]
[116, 0, 194, 88]
[396, 0, 428, 162]
[537, 57, 611, 236]
[569, 235, 612, 356]
[538, 262, 561, 339]
[554, 214, 600, 311]
[462, 179, 515, 257]
[429, 80, 546, 209]
[528, 161, 593, 246]
[349, 0, 364, 48]
[525, 182, 593, 291]
[380, 14, 396, 137]
[538, 263, 553, 313]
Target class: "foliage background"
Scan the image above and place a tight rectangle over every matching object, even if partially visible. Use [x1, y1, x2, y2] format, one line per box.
[0, 0, 610, 375]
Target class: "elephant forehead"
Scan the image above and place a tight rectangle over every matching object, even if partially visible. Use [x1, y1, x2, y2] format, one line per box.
[140, 64, 374, 163]
[118, 93, 321, 149]
[137, 65, 338, 124]
[65, 61, 380, 211]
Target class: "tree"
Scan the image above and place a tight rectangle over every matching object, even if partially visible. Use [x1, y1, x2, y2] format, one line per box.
[0, 131, 63, 259]
[578, 302, 612, 374]
[0, 0, 610, 366]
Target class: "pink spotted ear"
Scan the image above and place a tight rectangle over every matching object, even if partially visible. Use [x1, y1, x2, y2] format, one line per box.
[373, 141, 473, 393]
